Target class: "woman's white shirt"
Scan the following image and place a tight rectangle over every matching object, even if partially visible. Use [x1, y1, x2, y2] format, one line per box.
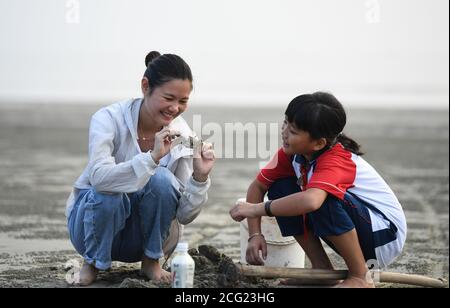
[65, 98, 211, 228]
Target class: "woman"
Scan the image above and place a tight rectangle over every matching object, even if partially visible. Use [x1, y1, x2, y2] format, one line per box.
[66, 51, 215, 285]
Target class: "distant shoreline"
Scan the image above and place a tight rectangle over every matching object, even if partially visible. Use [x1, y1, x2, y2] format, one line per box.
[0, 100, 448, 112]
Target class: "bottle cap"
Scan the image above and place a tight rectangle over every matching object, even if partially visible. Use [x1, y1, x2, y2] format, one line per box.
[176, 242, 189, 252]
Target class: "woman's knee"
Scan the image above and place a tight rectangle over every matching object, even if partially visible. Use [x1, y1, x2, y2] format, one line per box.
[87, 190, 126, 216]
[146, 167, 180, 196]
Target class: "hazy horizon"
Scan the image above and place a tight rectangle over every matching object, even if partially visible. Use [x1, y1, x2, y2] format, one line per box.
[0, 0, 448, 109]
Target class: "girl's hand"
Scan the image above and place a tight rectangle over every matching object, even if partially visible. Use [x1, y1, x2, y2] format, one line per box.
[192, 142, 215, 182]
[246, 235, 267, 266]
[151, 127, 180, 163]
[229, 201, 262, 222]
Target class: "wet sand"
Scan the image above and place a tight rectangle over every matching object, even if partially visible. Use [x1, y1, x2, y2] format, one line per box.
[0, 103, 448, 288]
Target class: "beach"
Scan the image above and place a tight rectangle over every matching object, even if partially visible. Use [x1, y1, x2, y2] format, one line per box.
[0, 103, 448, 288]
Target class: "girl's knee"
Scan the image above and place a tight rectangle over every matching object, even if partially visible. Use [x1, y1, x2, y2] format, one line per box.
[268, 177, 300, 200]
[310, 196, 355, 238]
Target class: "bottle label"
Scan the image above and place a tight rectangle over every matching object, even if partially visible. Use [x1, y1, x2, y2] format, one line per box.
[172, 261, 195, 288]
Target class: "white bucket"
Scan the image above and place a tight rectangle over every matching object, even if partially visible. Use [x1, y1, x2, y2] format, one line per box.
[238, 199, 305, 268]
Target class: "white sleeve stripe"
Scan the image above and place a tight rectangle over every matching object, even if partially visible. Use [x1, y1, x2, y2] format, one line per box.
[308, 181, 346, 194]
[260, 172, 274, 183]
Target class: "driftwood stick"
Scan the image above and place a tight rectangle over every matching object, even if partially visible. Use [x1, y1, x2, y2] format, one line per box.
[237, 264, 447, 288]
[379, 272, 447, 288]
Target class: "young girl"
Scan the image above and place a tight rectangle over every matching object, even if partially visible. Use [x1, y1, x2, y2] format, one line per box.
[230, 92, 407, 288]
[66, 51, 215, 286]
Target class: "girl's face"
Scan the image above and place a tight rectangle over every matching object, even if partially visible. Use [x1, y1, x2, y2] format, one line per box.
[281, 117, 326, 158]
[142, 78, 192, 127]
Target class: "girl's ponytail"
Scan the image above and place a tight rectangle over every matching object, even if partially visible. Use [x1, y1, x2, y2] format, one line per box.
[336, 133, 364, 156]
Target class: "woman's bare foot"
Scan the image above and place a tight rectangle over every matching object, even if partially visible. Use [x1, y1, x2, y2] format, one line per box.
[78, 262, 98, 286]
[279, 278, 342, 286]
[333, 276, 375, 288]
[141, 256, 172, 284]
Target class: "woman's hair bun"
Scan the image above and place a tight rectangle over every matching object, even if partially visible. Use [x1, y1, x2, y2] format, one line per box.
[145, 51, 161, 67]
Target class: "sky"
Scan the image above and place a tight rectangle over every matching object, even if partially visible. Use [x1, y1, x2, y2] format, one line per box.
[0, 0, 448, 108]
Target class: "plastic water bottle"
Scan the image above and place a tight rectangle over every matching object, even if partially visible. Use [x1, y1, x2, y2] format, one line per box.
[171, 242, 195, 288]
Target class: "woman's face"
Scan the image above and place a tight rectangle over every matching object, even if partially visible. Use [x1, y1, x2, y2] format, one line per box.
[142, 79, 192, 127]
[281, 117, 325, 157]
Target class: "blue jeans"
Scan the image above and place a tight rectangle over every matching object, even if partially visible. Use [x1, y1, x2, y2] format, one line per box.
[67, 168, 181, 270]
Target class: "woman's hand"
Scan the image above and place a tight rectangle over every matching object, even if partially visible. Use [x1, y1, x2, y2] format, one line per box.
[151, 127, 180, 163]
[192, 142, 215, 182]
[229, 200, 263, 222]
